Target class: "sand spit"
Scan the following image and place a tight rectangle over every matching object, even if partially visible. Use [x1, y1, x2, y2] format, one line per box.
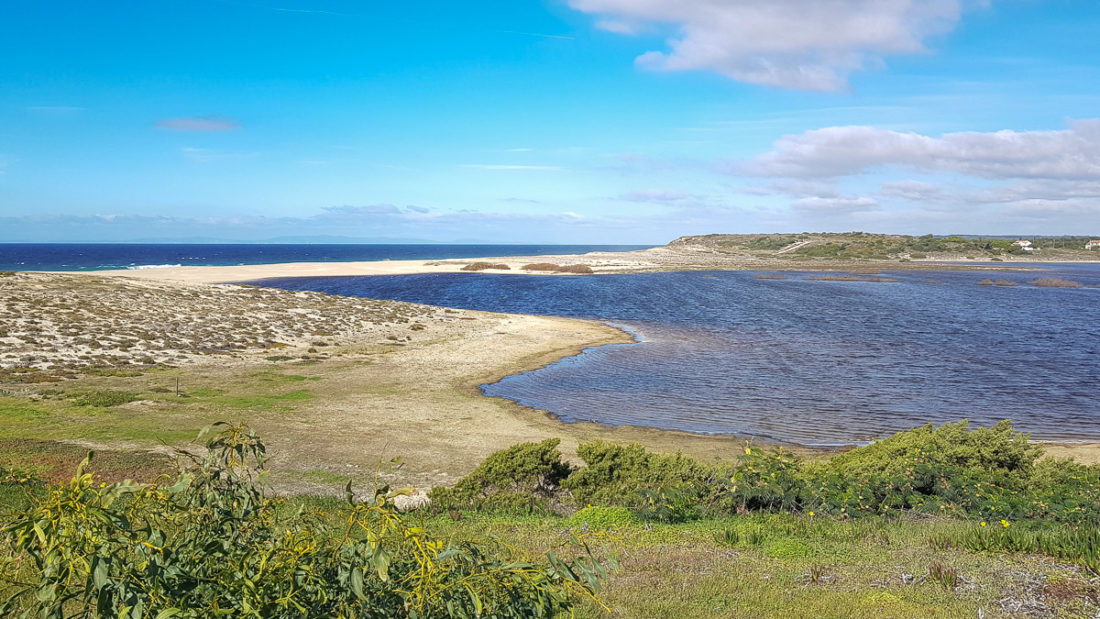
[84, 241, 1092, 286]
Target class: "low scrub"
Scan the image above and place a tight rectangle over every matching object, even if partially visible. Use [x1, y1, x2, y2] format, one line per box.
[521, 263, 560, 272]
[437, 421, 1100, 527]
[69, 389, 140, 408]
[460, 262, 511, 271]
[430, 439, 573, 513]
[1, 426, 607, 617]
[520, 263, 594, 274]
[1030, 277, 1082, 288]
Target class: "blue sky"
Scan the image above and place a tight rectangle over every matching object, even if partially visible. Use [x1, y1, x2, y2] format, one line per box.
[2, 0, 1100, 243]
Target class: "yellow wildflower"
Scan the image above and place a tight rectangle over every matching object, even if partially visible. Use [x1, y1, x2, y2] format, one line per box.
[1001, 519, 1010, 528]
[980, 521, 986, 527]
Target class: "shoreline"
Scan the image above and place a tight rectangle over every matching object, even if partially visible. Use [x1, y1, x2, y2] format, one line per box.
[66, 245, 1100, 285]
[4, 267, 1098, 485]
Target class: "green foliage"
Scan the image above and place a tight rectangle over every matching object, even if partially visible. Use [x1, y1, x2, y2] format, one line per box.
[795, 243, 848, 258]
[430, 439, 573, 513]
[563, 441, 714, 508]
[568, 506, 638, 530]
[441, 421, 1100, 530]
[69, 390, 140, 408]
[718, 447, 805, 513]
[1, 426, 607, 617]
[746, 236, 798, 251]
[942, 521, 1100, 576]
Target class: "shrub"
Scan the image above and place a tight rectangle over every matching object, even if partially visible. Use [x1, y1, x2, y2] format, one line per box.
[521, 263, 594, 274]
[1, 426, 607, 617]
[555, 264, 594, 274]
[522, 263, 560, 272]
[563, 441, 714, 508]
[461, 262, 511, 271]
[430, 439, 573, 513]
[1030, 277, 1082, 288]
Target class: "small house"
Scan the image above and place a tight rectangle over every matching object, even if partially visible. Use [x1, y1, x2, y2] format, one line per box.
[1012, 240, 1035, 252]
[1086, 240, 1100, 250]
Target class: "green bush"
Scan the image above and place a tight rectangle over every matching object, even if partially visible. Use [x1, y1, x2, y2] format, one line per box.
[1, 426, 607, 617]
[432, 421, 1100, 526]
[430, 439, 573, 513]
[568, 506, 638, 530]
[563, 441, 714, 508]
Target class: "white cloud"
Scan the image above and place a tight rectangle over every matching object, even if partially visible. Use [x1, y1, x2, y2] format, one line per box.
[157, 116, 241, 131]
[746, 120, 1100, 180]
[569, 0, 963, 90]
[879, 180, 946, 202]
[792, 196, 879, 213]
[620, 189, 696, 202]
[733, 119, 1100, 223]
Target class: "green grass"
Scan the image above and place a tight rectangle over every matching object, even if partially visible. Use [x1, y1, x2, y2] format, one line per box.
[216, 389, 314, 409]
[365, 509, 1096, 618]
[68, 389, 140, 408]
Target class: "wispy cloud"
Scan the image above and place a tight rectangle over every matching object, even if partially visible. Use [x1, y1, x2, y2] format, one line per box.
[619, 189, 696, 203]
[157, 116, 241, 132]
[745, 120, 1100, 180]
[569, 0, 965, 91]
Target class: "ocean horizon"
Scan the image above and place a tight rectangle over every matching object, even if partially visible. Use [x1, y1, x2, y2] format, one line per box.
[0, 243, 654, 272]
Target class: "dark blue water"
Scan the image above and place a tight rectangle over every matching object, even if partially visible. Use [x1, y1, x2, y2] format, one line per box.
[0, 243, 651, 272]
[254, 266, 1100, 446]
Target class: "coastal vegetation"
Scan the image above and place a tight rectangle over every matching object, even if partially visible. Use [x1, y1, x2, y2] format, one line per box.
[3, 422, 1099, 616]
[1, 425, 608, 617]
[461, 262, 512, 271]
[670, 232, 1100, 262]
[521, 263, 596, 274]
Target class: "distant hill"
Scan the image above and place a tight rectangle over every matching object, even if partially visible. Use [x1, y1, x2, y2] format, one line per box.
[667, 232, 1100, 262]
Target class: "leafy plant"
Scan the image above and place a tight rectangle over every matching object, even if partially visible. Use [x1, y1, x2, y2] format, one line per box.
[1, 425, 608, 617]
[927, 563, 959, 590]
[429, 439, 573, 513]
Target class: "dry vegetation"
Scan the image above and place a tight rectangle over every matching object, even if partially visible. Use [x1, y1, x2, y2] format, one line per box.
[460, 262, 511, 271]
[521, 263, 595, 274]
[1030, 277, 1083, 288]
[0, 272, 444, 372]
[803, 275, 899, 282]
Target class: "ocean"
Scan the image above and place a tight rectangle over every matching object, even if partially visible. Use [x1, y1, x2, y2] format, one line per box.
[0, 243, 652, 272]
[252, 264, 1100, 447]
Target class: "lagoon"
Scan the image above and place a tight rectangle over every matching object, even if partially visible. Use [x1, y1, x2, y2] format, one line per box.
[255, 264, 1100, 446]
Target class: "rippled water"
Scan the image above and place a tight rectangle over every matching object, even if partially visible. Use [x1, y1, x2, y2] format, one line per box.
[254, 265, 1100, 446]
